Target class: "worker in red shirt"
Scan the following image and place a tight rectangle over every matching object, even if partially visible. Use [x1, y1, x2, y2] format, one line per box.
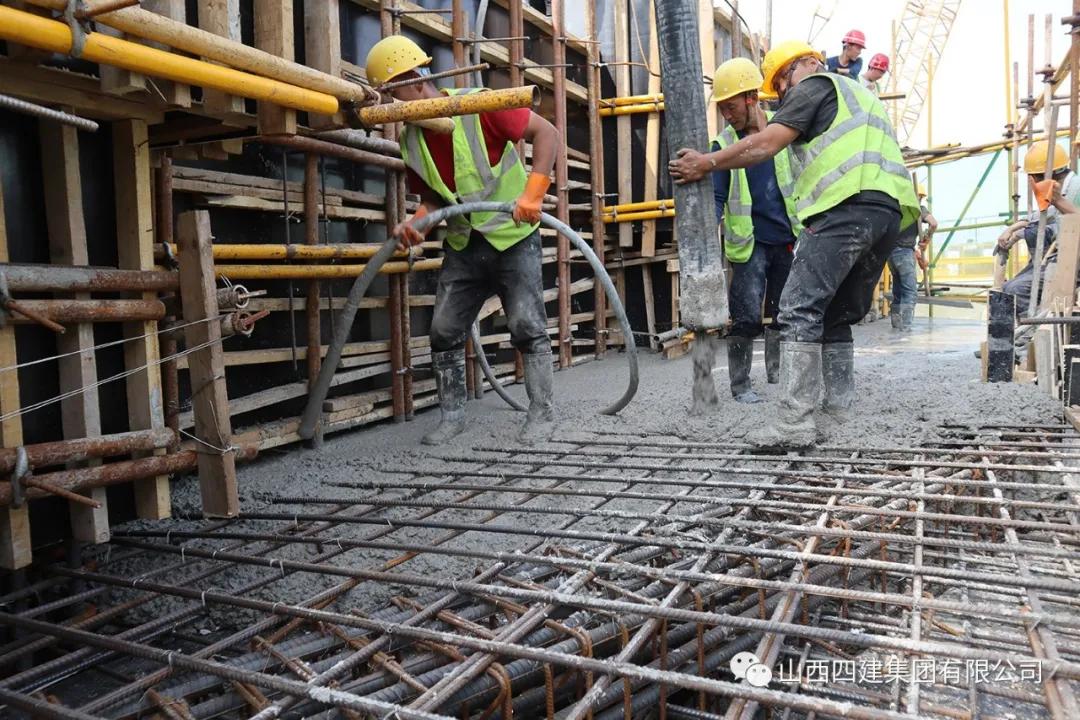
[366, 36, 560, 445]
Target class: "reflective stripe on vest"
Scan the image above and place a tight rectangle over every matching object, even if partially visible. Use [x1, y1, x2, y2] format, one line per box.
[788, 74, 919, 229]
[713, 111, 803, 263]
[399, 88, 536, 252]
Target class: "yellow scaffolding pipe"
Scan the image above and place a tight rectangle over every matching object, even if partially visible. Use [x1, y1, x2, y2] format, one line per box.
[356, 86, 538, 128]
[213, 259, 443, 280]
[599, 93, 664, 107]
[601, 199, 675, 214]
[164, 243, 417, 261]
[601, 209, 675, 223]
[0, 5, 339, 115]
[599, 102, 665, 117]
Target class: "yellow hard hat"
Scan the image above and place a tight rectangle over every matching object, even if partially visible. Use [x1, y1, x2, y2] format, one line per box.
[365, 36, 432, 86]
[1024, 140, 1068, 174]
[712, 58, 764, 102]
[761, 40, 824, 94]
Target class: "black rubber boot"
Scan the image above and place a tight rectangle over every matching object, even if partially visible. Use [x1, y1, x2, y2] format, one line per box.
[900, 303, 915, 332]
[749, 342, 821, 450]
[821, 342, 855, 424]
[421, 349, 467, 445]
[727, 336, 761, 404]
[764, 328, 780, 384]
[889, 307, 902, 330]
[518, 351, 555, 444]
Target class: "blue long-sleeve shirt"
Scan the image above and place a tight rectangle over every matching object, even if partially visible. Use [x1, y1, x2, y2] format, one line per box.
[826, 54, 863, 80]
[710, 139, 796, 245]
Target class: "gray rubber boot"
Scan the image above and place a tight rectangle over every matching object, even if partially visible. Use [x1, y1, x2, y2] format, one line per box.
[821, 342, 855, 424]
[748, 342, 821, 450]
[889, 307, 902, 330]
[727, 336, 762, 404]
[518, 351, 555, 444]
[421, 349, 467, 445]
[764, 328, 780, 384]
[900, 303, 915, 332]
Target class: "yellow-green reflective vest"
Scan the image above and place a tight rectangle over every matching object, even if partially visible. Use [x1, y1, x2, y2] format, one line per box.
[713, 111, 803, 264]
[787, 73, 919, 230]
[399, 88, 537, 252]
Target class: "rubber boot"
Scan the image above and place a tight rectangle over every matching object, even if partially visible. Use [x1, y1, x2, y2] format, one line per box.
[889, 306, 902, 330]
[764, 328, 780, 384]
[421, 349, 467, 445]
[748, 342, 821, 450]
[518, 351, 555, 444]
[821, 342, 855, 424]
[727, 336, 762, 403]
[900, 303, 915, 332]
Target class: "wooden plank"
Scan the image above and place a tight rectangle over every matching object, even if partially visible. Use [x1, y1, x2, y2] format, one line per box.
[172, 177, 342, 206]
[97, 24, 148, 96]
[1042, 214, 1080, 310]
[641, 264, 658, 350]
[255, 0, 297, 135]
[200, 195, 384, 221]
[173, 165, 379, 205]
[139, 0, 192, 107]
[177, 211, 238, 517]
[305, 0, 342, 129]
[641, 0, 661, 258]
[699, 0, 717, 138]
[613, 0, 633, 250]
[39, 119, 109, 543]
[0, 59, 164, 123]
[198, 0, 246, 117]
[0, 164, 31, 569]
[114, 120, 171, 520]
[1034, 327, 1056, 396]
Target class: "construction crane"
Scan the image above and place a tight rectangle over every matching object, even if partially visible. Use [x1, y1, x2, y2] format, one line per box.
[890, 0, 963, 145]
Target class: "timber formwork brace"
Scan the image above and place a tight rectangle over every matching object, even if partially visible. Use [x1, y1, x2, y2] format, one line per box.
[2, 425, 1079, 720]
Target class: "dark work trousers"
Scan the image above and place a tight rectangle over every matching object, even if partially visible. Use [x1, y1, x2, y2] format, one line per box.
[729, 242, 794, 338]
[778, 200, 902, 345]
[429, 229, 550, 355]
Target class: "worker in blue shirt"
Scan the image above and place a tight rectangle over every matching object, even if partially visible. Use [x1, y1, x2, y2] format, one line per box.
[826, 29, 865, 80]
[709, 58, 803, 403]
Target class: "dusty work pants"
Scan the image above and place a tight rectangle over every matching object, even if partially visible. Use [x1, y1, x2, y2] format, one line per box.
[1006, 258, 1058, 353]
[429, 229, 550, 355]
[729, 242, 794, 338]
[887, 246, 918, 306]
[778, 199, 902, 345]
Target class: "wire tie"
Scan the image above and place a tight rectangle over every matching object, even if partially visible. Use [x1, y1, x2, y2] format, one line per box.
[201, 590, 208, 608]
[180, 547, 186, 563]
[166, 651, 174, 669]
[211, 549, 220, 560]
[165, 530, 172, 544]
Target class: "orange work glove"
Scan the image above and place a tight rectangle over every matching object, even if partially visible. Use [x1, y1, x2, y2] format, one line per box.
[1032, 178, 1055, 211]
[512, 172, 551, 225]
[393, 205, 430, 251]
[915, 247, 929, 271]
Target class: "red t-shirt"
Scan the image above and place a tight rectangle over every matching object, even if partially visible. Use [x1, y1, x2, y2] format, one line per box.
[406, 107, 531, 195]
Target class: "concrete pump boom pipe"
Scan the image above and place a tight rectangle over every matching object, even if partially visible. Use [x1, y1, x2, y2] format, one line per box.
[470, 321, 527, 412]
[0, 6, 339, 116]
[299, 203, 638, 440]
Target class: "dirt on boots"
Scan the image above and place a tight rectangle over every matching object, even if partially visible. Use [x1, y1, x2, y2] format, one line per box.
[518, 351, 555, 444]
[422, 348, 468, 445]
[727, 336, 762, 404]
[749, 341, 822, 450]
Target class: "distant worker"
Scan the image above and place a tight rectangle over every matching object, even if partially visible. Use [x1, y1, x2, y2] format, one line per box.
[366, 36, 560, 445]
[999, 140, 1080, 318]
[826, 29, 865, 79]
[668, 40, 919, 448]
[861, 53, 889, 96]
[708, 58, 802, 403]
[887, 183, 937, 332]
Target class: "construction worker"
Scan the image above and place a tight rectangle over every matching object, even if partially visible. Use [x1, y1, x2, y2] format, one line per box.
[668, 40, 919, 448]
[826, 29, 865, 79]
[887, 183, 937, 332]
[709, 58, 802, 403]
[365, 36, 560, 445]
[999, 140, 1080, 318]
[861, 53, 889, 96]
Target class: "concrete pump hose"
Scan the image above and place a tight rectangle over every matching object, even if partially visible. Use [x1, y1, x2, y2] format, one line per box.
[298, 202, 637, 440]
[470, 320, 527, 412]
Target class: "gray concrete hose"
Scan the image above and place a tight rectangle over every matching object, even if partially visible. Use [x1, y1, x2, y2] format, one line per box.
[298, 202, 638, 440]
[470, 321, 527, 412]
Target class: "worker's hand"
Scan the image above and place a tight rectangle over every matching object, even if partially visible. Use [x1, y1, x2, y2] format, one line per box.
[915, 247, 928, 271]
[393, 205, 430, 252]
[512, 172, 551, 226]
[668, 148, 711, 185]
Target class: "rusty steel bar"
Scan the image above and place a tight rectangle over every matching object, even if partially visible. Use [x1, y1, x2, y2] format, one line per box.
[380, 65, 491, 92]
[1, 297, 67, 332]
[389, 275, 405, 423]
[210, 260, 441, 279]
[161, 243, 416, 261]
[0, 93, 99, 133]
[304, 154, 322, 402]
[22, 476, 103, 508]
[0, 446, 256, 506]
[0, 428, 175, 475]
[3, 299, 166, 324]
[313, 130, 400, 157]
[157, 157, 181, 445]
[355, 86, 538, 128]
[1, 265, 178, 293]
[586, 0, 606, 358]
[259, 135, 406, 171]
[553, 0, 571, 368]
